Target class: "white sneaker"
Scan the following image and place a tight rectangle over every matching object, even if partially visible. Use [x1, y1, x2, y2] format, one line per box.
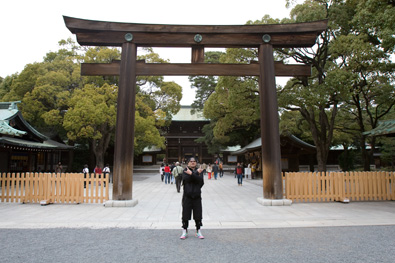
[196, 230, 204, 239]
[180, 230, 188, 239]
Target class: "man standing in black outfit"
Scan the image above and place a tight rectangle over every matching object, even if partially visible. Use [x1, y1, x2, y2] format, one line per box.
[180, 157, 205, 239]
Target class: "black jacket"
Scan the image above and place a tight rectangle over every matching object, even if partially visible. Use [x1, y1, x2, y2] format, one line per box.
[212, 164, 219, 173]
[182, 167, 204, 198]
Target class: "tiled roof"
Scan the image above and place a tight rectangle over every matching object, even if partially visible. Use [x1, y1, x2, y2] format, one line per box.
[0, 101, 19, 120]
[143, 145, 162, 152]
[0, 101, 72, 150]
[231, 134, 315, 155]
[0, 120, 27, 137]
[172, 106, 208, 121]
[363, 119, 395, 137]
[0, 136, 73, 150]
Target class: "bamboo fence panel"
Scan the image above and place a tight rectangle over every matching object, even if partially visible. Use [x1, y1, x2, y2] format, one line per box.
[82, 173, 109, 204]
[378, 171, 385, 200]
[285, 171, 395, 203]
[383, 171, 388, 200]
[285, 172, 295, 201]
[1, 173, 15, 202]
[311, 172, 318, 202]
[42, 173, 84, 204]
[0, 172, 109, 204]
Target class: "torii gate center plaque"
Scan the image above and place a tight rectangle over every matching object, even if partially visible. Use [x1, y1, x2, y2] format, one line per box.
[64, 16, 327, 203]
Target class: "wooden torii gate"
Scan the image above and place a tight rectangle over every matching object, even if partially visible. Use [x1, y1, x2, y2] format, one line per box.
[64, 16, 327, 205]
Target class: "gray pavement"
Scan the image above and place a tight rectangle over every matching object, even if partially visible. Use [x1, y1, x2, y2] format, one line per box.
[0, 172, 394, 229]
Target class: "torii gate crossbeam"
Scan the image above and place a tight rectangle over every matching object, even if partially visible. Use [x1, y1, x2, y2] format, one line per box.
[64, 16, 327, 203]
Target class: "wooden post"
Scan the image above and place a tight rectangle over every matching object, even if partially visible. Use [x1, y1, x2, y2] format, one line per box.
[258, 43, 283, 199]
[192, 46, 205, 63]
[112, 42, 137, 200]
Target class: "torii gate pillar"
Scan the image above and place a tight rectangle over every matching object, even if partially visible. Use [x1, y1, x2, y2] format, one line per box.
[112, 42, 137, 201]
[258, 43, 283, 200]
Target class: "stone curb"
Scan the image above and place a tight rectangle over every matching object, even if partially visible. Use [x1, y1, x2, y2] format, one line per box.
[104, 199, 139, 207]
[256, 197, 292, 206]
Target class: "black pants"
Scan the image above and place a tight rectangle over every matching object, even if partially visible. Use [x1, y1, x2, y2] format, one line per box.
[84, 173, 88, 188]
[175, 176, 182, 192]
[182, 195, 203, 230]
[102, 172, 109, 185]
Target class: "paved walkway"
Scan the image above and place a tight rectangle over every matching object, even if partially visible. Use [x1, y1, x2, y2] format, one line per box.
[0, 172, 394, 229]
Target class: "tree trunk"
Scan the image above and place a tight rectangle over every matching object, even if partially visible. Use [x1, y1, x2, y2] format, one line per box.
[300, 104, 336, 173]
[316, 145, 327, 172]
[91, 138, 105, 168]
[91, 125, 113, 169]
[88, 140, 95, 169]
[361, 136, 376, 171]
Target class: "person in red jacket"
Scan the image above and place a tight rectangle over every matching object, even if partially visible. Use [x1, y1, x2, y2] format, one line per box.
[94, 165, 103, 186]
[235, 163, 244, 186]
[94, 165, 102, 175]
[164, 163, 171, 184]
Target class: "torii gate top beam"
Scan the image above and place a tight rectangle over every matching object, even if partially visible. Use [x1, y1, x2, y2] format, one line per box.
[63, 16, 327, 48]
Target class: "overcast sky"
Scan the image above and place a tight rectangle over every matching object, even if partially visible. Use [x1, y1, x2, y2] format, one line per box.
[1, 0, 301, 104]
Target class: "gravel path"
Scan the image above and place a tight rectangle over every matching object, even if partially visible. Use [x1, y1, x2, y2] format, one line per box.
[1, 225, 394, 263]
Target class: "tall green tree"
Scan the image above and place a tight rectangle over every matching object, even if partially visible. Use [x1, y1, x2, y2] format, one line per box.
[330, 34, 395, 170]
[279, 0, 394, 171]
[203, 72, 261, 147]
[188, 51, 224, 114]
[328, 0, 395, 170]
[63, 83, 117, 168]
[277, 0, 345, 172]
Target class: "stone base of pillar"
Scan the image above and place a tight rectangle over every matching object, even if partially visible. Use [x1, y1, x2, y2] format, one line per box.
[104, 199, 138, 207]
[256, 197, 292, 206]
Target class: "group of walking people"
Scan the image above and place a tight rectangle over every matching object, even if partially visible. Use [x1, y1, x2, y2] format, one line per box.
[160, 162, 184, 193]
[199, 162, 224, 180]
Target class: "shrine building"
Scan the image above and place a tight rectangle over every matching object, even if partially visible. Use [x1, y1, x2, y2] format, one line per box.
[0, 101, 73, 173]
[137, 105, 211, 165]
[137, 105, 317, 171]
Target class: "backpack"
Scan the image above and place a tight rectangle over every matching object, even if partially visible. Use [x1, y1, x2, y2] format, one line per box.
[237, 167, 243, 174]
[173, 166, 183, 177]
